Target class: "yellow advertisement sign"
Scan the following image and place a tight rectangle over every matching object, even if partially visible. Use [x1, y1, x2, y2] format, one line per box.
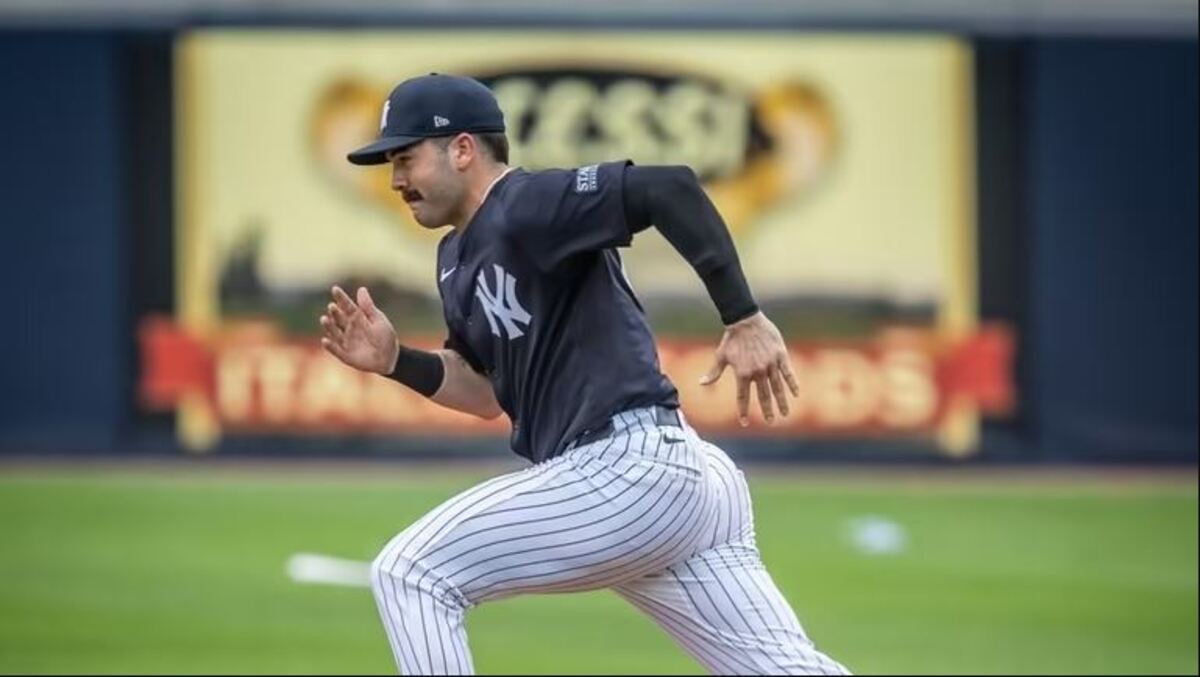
[152, 30, 1010, 454]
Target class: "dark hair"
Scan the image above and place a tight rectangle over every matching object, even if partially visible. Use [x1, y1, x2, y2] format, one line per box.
[432, 132, 509, 164]
[475, 132, 510, 164]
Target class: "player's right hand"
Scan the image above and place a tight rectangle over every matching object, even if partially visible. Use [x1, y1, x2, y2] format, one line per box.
[699, 311, 800, 427]
[319, 285, 400, 375]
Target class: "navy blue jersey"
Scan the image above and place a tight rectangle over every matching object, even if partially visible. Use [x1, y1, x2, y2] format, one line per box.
[435, 160, 678, 463]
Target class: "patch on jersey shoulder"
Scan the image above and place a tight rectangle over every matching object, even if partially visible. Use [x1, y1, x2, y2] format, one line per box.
[574, 164, 599, 194]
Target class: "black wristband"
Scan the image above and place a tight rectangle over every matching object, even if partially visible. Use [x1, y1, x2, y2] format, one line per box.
[385, 345, 445, 397]
[701, 263, 760, 325]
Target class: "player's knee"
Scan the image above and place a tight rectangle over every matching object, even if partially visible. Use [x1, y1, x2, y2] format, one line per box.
[369, 543, 432, 589]
[370, 545, 468, 611]
[369, 542, 415, 595]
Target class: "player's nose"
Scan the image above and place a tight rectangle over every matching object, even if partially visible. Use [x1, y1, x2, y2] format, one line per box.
[391, 171, 408, 192]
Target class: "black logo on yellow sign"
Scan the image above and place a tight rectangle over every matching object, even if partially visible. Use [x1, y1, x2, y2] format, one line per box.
[311, 65, 838, 236]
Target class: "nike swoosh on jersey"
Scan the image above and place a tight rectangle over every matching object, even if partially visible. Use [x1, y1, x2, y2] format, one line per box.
[439, 267, 457, 282]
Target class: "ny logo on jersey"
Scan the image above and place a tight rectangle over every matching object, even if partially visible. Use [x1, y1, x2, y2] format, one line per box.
[475, 264, 532, 340]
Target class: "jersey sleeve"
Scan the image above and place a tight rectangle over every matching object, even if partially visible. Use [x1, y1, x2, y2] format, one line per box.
[505, 160, 633, 272]
[444, 331, 486, 375]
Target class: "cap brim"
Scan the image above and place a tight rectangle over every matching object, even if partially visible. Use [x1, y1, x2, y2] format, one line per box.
[346, 135, 424, 166]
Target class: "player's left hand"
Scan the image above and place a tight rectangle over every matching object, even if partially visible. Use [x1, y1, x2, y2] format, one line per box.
[699, 311, 800, 427]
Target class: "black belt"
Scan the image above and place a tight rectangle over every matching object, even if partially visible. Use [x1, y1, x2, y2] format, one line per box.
[567, 405, 681, 450]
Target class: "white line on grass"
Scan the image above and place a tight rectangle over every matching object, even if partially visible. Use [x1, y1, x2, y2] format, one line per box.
[286, 552, 371, 588]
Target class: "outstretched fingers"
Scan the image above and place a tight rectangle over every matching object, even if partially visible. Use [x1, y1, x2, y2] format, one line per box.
[331, 285, 358, 315]
[319, 312, 344, 342]
[320, 335, 349, 362]
[356, 286, 378, 320]
[779, 355, 801, 397]
[326, 302, 350, 332]
[699, 356, 728, 386]
[736, 374, 751, 427]
[755, 374, 775, 423]
[768, 366, 789, 418]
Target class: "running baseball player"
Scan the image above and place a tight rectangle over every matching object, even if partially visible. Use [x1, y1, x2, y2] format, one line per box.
[319, 73, 849, 676]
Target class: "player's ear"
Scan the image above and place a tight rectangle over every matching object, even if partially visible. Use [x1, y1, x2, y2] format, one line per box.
[450, 133, 476, 170]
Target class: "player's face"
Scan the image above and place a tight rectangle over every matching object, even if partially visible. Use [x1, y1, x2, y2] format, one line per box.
[388, 140, 468, 229]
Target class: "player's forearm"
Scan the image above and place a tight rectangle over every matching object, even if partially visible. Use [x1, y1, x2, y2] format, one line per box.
[385, 345, 502, 419]
[622, 165, 759, 325]
[431, 349, 503, 419]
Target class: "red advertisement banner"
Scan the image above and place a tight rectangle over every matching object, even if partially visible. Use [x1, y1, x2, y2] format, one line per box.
[140, 318, 1012, 440]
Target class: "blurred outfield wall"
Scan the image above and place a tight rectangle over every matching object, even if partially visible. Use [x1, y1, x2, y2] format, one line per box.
[0, 20, 1195, 462]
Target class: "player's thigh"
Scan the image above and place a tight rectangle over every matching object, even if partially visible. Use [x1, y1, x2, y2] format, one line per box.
[691, 435, 756, 550]
[613, 544, 848, 675]
[441, 436, 712, 602]
[376, 427, 711, 604]
[370, 457, 572, 591]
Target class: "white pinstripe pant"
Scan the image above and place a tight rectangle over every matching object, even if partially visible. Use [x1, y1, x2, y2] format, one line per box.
[370, 407, 850, 675]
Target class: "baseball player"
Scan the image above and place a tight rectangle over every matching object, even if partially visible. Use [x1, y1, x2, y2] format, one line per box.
[319, 73, 849, 676]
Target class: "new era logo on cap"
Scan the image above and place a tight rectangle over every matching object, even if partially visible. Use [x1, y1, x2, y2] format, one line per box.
[433, 115, 450, 128]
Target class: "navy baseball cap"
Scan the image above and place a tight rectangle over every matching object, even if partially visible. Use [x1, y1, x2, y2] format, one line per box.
[347, 73, 506, 166]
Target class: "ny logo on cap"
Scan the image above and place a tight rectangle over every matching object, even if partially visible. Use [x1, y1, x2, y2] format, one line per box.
[379, 100, 391, 132]
[433, 115, 451, 128]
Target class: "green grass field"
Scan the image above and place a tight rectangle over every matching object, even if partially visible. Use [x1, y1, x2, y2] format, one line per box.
[1, 463, 1196, 675]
